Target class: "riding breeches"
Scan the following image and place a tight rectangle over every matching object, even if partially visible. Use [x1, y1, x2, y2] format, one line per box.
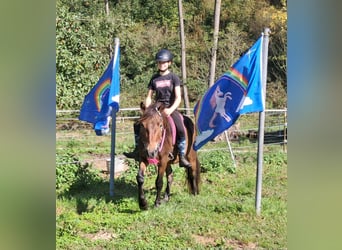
[170, 110, 185, 140]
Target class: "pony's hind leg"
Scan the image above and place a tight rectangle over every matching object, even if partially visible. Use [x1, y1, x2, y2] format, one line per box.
[164, 165, 173, 202]
[186, 157, 200, 195]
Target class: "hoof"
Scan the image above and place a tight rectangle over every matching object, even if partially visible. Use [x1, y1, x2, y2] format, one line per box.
[139, 200, 148, 210]
[164, 194, 170, 202]
[154, 201, 162, 208]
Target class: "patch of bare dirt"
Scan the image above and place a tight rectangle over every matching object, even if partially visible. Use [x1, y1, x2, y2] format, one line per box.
[81, 230, 117, 241]
[56, 120, 92, 130]
[192, 235, 216, 247]
[225, 239, 257, 249]
[192, 234, 257, 249]
[83, 153, 128, 178]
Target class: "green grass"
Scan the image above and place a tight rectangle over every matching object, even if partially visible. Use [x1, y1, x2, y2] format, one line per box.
[56, 119, 287, 249]
[56, 158, 287, 249]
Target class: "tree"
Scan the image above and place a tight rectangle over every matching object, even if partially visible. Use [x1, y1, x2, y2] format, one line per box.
[56, 0, 287, 110]
[208, 0, 221, 88]
[178, 0, 190, 114]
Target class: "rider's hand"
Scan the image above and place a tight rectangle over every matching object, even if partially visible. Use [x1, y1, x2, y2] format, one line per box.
[163, 108, 172, 117]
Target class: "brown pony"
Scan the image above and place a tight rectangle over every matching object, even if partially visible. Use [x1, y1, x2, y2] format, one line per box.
[136, 102, 200, 210]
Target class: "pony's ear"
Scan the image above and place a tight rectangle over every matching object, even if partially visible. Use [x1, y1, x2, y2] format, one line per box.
[140, 102, 146, 112]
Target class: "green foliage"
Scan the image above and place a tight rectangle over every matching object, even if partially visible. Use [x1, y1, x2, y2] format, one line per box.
[217, 22, 249, 77]
[266, 80, 287, 108]
[264, 151, 287, 166]
[56, 0, 110, 109]
[56, 151, 102, 196]
[134, 0, 179, 29]
[56, 211, 79, 237]
[56, 0, 287, 110]
[199, 150, 236, 174]
[56, 152, 80, 194]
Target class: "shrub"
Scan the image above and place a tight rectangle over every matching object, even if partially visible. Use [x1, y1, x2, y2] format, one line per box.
[56, 152, 80, 195]
[56, 152, 102, 195]
[199, 150, 236, 174]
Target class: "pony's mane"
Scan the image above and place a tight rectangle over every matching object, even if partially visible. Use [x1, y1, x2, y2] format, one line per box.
[139, 102, 165, 123]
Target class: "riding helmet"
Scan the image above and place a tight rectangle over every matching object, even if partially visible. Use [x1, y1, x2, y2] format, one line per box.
[155, 49, 173, 62]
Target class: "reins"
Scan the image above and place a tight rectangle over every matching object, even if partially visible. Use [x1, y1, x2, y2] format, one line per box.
[155, 107, 166, 152]
[159, 128, 166, 152]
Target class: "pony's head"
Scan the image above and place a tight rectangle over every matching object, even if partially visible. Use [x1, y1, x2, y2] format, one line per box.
[139, 102, 166, 163]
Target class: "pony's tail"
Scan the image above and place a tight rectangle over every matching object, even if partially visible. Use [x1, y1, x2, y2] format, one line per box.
[186, 157, 200, 195]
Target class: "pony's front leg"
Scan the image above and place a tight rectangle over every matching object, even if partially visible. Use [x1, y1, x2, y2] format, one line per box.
[136, 161, 148, 210]
[154, 164, 165, 207]
[164, 165, 173, 202]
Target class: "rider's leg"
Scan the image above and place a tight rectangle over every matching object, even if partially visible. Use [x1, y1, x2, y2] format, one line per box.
[171, 111, 191, 168]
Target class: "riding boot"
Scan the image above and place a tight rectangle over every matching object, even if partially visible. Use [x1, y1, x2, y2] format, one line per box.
[177, 137, 191, 168]
[123, 145, 138, 159]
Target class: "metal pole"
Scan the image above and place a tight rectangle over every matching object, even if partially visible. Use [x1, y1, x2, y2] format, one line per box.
[284, 110, 287, 152]
[109, 111, 116, 197]
[255, 28, 270, 215]
[109, 38, 120, 197]
[224, 131, 237, 168]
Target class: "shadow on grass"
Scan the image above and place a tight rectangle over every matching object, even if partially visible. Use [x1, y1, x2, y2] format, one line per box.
[57, 163, 155, 214]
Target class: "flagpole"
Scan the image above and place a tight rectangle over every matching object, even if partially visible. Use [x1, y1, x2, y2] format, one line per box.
[255, 28, 270, 215]
[224, 131, 236, 168]
[109, 37, 120, 197]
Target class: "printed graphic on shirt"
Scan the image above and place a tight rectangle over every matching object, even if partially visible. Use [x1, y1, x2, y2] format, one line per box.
[156, 79, 171, 88]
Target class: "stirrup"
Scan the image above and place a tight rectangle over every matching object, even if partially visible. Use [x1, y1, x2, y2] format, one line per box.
[179, 155, 191, 168]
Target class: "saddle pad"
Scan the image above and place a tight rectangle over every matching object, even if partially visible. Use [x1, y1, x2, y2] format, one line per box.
[167, 115, 176, 145]
[167, 113, 185, 145]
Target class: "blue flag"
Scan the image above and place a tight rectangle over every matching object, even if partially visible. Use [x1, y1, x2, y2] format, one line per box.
[108, 45, 120, 111]
[79, 46, 120, 135]
[193, 36, 264, 150]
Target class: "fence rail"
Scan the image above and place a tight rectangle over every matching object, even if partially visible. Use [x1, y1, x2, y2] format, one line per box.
[56, 108, 287, 125]
[56, 108, 287, 166]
